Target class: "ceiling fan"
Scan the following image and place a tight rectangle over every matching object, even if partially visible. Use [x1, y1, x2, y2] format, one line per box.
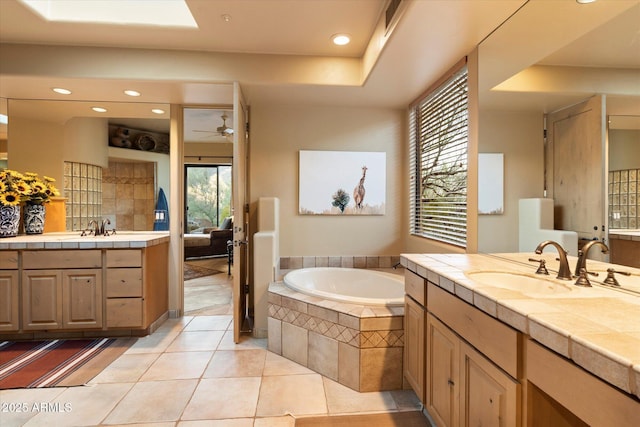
[193, 112, 234, 139]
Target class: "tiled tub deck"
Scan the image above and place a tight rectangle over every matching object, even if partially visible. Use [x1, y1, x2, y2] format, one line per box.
[267, 280, 405, 392]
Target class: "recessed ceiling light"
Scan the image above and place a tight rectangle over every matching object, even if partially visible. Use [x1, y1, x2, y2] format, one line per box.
[124, 90, 141, 97]
[151, 109, 165, 115]
[576, 0, 597, 4]
[332, 34, 351, 46]
[92, 107, 107, 113]
[221, 14, 232, 23]
[52, 87, 72, 95]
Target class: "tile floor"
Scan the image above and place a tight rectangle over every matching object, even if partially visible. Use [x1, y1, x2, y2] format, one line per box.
[0, 268, 423, 427]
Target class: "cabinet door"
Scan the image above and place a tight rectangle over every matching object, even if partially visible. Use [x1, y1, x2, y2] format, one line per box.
[427, 313, 459, 427]
[404, 296, 425, 402]
[0, 270, 19, 331]
[460, 341, 519, 427]
[22, 270, 62, 330]
[62, 269, 103, 329]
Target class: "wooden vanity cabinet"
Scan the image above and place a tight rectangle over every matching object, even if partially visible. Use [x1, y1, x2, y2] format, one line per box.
[425, 282, 521, 427]
[21, 250, 102, 330]
[0, 251, 19, 331]
[105, 244, 168, 330]
[426, 313, 459, 427]
[404, 270, 427, 402]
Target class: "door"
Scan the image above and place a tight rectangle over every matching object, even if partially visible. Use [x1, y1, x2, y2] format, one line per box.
[62, 269, 102, 329]
[460, 341, 519, 427]
[22, 270, 62, 330]
[232, 82, 249, 343]
[404, 296, 425, 402]
[0, 270, 19, 331]
[427, 313, 459, 427]
[547, 95, 607, 259]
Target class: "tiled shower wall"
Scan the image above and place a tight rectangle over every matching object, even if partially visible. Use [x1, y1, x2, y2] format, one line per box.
[102, 161, 156, 231]
[609, 169, 639, 229]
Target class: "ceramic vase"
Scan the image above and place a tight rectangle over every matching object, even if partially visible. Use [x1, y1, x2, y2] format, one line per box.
[24, 203, 46, 235]
[0, 205, 21, 237]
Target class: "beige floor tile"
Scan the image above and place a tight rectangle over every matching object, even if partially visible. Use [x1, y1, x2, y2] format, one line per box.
[263, 351, 315, 376]
[89, 353, 160, 384]
[179, 420, 254, 427]
[253, 416, 296, 427]
[389, 389, 422, 411]
[217, 330, 267, 350]
[0, 388, 66, 427]
[165, 331, 225, 352]
[103, 379, 198, 424]
[181, 377, 261, 420]
[125, 332, 180, 354]
[23, 383, 133, 426]
[155, 316, 195, 333]
[184, 315, 233, 331]
[203, 349, 266, 378]
[140, 351, 213, 381]
[322, 377, 397, 414]
[256, 374, 327, 417]
[96, 423, 174, 427]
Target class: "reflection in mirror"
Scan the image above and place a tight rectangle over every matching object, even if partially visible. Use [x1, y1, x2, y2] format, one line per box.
[0, 97, 7, 168]
[6, 99, 169, 231]
[608, 115, 640, 230]
[182, 107, 234, 259]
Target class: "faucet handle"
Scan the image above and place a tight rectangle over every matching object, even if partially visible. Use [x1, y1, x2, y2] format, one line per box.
[574, 268, 592, 287]
[603, 268, 631, 287]
[528, 258, 549, 275]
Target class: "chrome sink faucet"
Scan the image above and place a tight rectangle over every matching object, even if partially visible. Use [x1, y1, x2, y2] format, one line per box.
[534, 240, 573, 281]
[574, 240, 609, 277]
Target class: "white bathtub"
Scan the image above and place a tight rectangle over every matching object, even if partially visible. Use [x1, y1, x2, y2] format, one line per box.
[283, 267, 404, 306]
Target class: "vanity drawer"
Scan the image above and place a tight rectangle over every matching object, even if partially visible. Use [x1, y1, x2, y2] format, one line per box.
[427, 282, 521, 379]
[106, 298, 143, 328]
[405, 270, 426, 306]
[23, 250, 102, 269]
[0, 251, 18, 269]
[106, 250, 142, 268]
[106, 268, 142, 297]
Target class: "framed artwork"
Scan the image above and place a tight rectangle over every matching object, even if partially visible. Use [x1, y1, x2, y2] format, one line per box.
[299, 150, 386, 215]
[478, 153, 504, 215]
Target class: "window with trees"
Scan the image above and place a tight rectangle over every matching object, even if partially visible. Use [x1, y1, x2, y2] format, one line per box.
[184, 165, 232, 233]
[409, 64, 468, 247]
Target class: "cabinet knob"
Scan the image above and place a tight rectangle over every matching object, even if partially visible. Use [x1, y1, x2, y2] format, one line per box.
[447, 379, 455, 386]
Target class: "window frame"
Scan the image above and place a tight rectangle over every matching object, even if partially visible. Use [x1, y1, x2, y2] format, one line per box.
[409, 60, 469, 248]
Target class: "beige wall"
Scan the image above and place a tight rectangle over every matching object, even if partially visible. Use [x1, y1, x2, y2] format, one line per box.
[249, 104, 404, 257]
[609, 129, 640, 171]
[477, 110, 544, 253]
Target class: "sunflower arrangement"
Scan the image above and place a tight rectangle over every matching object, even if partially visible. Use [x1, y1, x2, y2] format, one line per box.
[0, 169, 60, 206]
[0, 169, 31, 206]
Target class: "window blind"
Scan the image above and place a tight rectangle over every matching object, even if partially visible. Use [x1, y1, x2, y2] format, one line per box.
[410, 65, 468, 247]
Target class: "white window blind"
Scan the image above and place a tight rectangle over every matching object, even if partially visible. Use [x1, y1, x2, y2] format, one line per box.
[410, 65, 468, 247]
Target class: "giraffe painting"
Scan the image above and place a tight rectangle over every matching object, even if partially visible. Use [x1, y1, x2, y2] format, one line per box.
[353, 166, 368, 209]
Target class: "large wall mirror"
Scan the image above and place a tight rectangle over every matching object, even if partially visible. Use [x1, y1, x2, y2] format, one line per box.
[476, 1, 639, 271]
[4, 98, 170, 231]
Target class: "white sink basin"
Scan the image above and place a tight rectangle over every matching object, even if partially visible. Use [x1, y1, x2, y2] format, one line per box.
[465, 271, 573, 297]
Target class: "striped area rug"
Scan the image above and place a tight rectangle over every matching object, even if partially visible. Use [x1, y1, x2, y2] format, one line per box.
[0, 338, 134, 389]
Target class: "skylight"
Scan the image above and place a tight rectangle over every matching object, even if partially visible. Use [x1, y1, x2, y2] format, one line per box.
[20, 0, 198, 28]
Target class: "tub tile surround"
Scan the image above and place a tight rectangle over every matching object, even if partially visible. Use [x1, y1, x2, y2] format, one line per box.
[268, 281, 405, 392]
[280, 255, 401, 270]
[400, 252, 640, 399]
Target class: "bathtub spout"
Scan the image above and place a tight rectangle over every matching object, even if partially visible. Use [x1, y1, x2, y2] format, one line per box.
[392, 262, 402, 269]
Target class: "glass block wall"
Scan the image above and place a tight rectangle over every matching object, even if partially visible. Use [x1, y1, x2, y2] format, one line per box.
[609, 169, 639, 229]
[63, 162, 102, 231]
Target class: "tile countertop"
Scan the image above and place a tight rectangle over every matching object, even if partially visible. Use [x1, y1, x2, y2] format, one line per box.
[609, 229, 640, 240]
[400, 252, 640, 400]
[0, 231, 170, 249]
